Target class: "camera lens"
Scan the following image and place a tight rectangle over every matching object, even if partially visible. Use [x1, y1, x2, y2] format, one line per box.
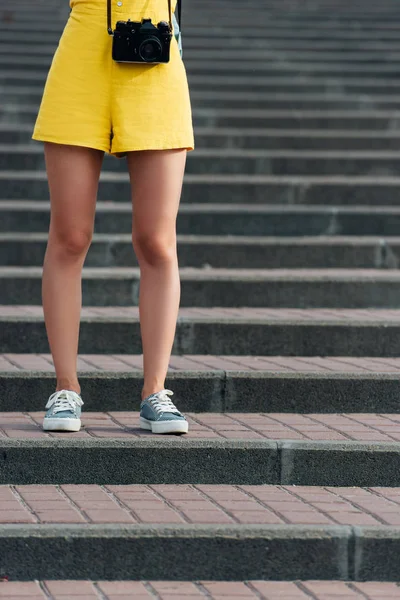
[139, 37, 162, 61]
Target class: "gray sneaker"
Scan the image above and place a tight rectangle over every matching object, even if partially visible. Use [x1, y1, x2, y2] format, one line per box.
[43, 389, 83, 432]
[139, 388, 189, 434]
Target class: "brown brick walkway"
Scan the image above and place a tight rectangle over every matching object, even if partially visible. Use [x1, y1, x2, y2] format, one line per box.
[2, 484, 400, 526]
[2, 412, 400, 441]
[4, 353, 400, 373]
[5, 305, 400, 321]
[1, 579, 400, 599]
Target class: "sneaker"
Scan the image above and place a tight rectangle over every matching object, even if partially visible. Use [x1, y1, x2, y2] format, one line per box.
[43, 389, 84, 432]
[139, 388, 189, 434]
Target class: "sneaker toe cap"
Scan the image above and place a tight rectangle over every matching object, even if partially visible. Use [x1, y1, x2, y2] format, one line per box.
[158, 412, 186, 422]
[45, 410, 79, 419]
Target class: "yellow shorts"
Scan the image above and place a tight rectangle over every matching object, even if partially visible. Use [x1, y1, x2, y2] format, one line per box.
[32, 0, 195, 158]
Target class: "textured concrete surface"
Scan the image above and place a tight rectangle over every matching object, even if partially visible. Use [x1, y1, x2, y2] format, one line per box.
[0, 523, 351, 580]
[4, 266, 400, 307]
[3, 360, 400, 412]
[6, 306, 400, 356]
[2, 434, 400, 485]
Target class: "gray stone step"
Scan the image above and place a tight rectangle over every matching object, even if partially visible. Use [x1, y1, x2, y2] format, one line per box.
[3, 233, 400, 268]
[5, 84, 400, 111]
[3, 306, 400, 356]
[2, 435, 400, 486]
[6, 49, 400, 65]
[5, 28, 400, 43]
[2, 174, 400, 205]
[7, 20, 400, 33]
[3, 103, 399, 131]
[2, 56, 400, 77]
[6, 72, 400, 95]
[0, 521, 359, 582]
[1, 266, 400, 307]
[6, 34, 400, 51]
[4, 202, 400, 235]
[5, 124, 400, 151]
[9, 83, 400, 112]
[4, 146, 400, 176]
[2, 357, 400, 412]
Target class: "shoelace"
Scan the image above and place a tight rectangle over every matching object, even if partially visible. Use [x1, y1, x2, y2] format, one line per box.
[45, 389, 84, 414]
[147, 389, 182, 416]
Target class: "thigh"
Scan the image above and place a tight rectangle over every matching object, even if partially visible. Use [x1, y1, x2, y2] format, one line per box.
[127, 149, 187, 239]
[44, 142, 104, 237]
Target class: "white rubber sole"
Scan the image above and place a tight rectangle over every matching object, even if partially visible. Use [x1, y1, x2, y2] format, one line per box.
[139, 416, 189, 434]
[43, 417, 81, 432]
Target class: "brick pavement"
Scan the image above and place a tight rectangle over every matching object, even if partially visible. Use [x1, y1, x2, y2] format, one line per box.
[2, 484, 400, 526]
[5, 306, 400, 321]
[2, 411, 400, 441]
[1, 580, 400, 599]
[4, 353, 400, 373]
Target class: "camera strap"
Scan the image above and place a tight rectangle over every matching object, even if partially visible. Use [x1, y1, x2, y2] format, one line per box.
[107, 0, 181, 36]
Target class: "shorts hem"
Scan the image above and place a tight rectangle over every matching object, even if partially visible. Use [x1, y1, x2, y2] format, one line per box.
[31, 133, 195, 157]
[31, 133, 110, 154]
[110, 141, 195, 158]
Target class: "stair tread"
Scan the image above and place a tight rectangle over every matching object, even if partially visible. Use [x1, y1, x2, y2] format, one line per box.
[3, 305, 400, 321]
[0, 483, 400, 527]
[2, 411, 400, 443]
[2, 580, 399, 600]
[3, 353, 400, 373]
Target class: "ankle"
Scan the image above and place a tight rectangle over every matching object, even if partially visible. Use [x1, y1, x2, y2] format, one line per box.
[141, 387, 164, 401]
[56, 378, 81, 395]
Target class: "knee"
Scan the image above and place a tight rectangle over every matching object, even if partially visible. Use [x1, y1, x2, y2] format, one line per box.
[49, 227, 93, 259]
[133, 232, 176, 266]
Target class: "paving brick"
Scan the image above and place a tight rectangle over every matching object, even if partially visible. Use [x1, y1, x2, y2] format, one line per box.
[2, 410, 400, 442]
[2, 485, 400, 526]
[0, 582, 44, 597]
[3, 352, 400, 373]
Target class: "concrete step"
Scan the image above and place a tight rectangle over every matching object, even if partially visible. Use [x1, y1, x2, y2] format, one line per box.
[5, 306, 400, 356]
[7, 20, 400, 34]
[3, 58, 400, 78]
[8, 42, 400, 60]
[7, 50, 400, 66]
[3, 233, 400, 268]
[7, 88, 400, 112]
[2, 353, 400, 413]
[5, 81, 400, 110]
[4, 202, 400, 234]
[1, 57, 400, 81]
[3, 416, 400, 485]
[7, 34, 400, 51]
[4, 103, 400, 131]
[3, 173, 400, 205]
[3, 580, 400, 599]
[6, 28, 400, 43]
[9, 124, 400, 151]
[6, 72, 400, 94]
[2, 266, 400, 307]
[1, 485, 400, 581]
[5, 146, 400, 176]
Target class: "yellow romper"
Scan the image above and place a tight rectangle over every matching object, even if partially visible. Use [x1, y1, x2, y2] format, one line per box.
[32, 0, 195, 158]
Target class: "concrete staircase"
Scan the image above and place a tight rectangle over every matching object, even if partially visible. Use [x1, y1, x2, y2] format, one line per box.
[2, 0, 400, 594]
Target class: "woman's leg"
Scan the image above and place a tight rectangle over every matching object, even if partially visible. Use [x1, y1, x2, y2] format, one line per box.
[126, 149, 187, 401]
[42, 142, 104, 394]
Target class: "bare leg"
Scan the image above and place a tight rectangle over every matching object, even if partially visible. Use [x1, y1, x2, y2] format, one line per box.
[42, 142, 104, 394]
[126, 149, 187, 401]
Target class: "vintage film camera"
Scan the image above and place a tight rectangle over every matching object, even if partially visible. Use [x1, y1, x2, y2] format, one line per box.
[112, 18, 172, 63]
[107, 0, 181, 64]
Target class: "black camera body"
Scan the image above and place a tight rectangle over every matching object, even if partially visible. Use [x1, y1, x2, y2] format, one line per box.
[112, 18, 172, 64]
